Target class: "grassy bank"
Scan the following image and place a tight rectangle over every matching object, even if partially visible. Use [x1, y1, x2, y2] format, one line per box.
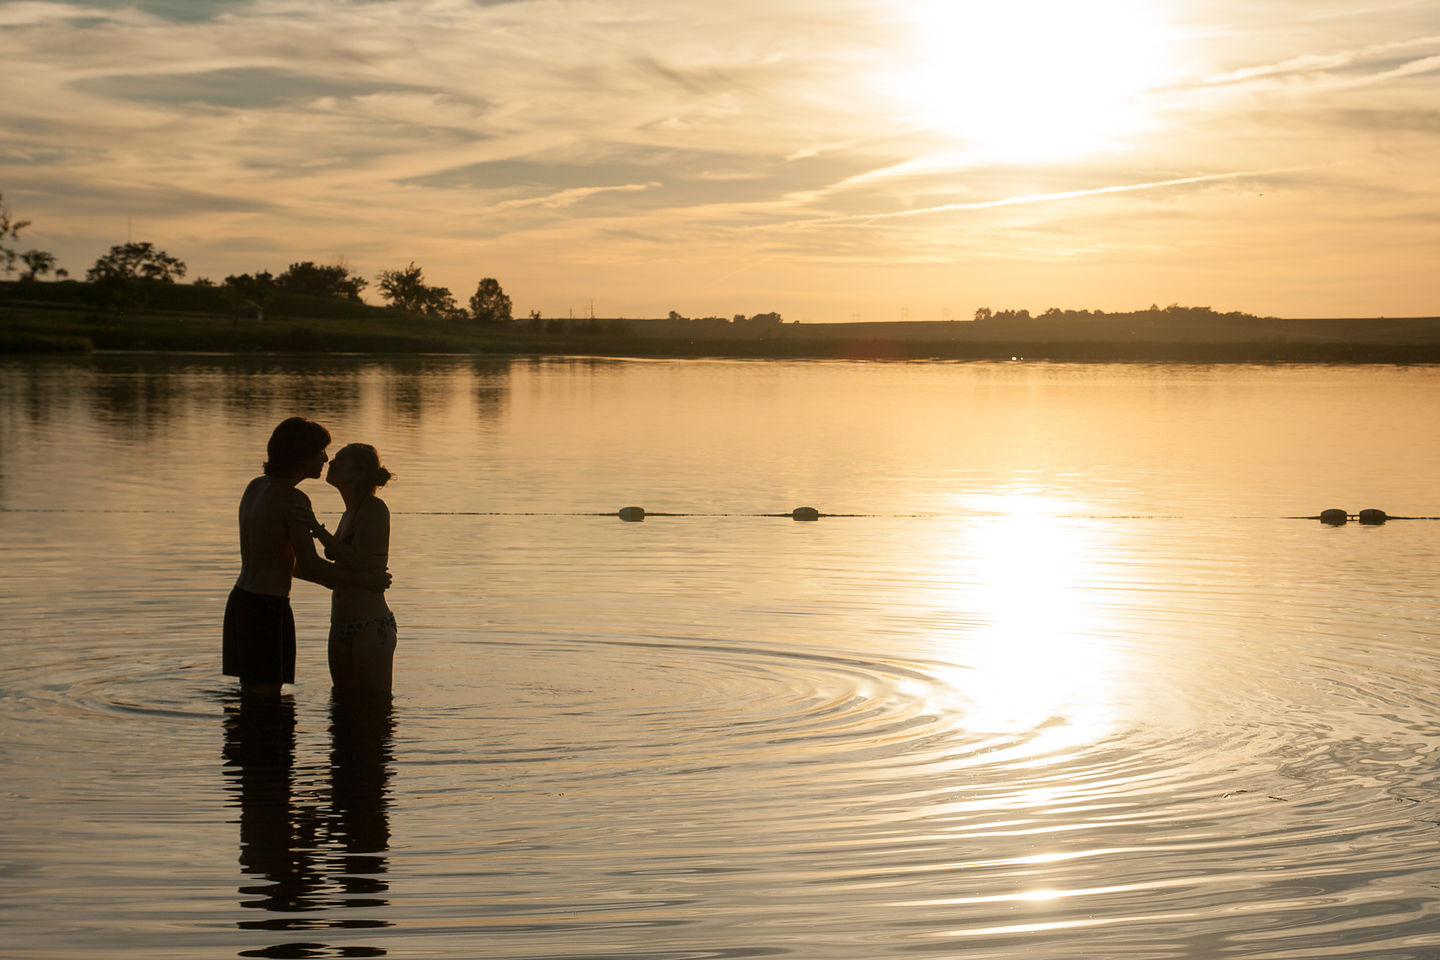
[4, 281, 1439, 362]
[0, 281, 485, 354]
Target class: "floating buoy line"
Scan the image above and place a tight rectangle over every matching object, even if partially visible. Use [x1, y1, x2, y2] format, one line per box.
[2, 506, 1437, 523]
[1304, 508, 1408, 525]
[394, 506, 1440, 524]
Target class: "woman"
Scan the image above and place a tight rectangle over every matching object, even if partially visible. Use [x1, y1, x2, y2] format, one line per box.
[224, 418, 388, 696]
[309, 443, 396, 695]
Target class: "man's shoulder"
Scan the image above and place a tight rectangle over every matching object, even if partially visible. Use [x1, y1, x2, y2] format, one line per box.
[243, 477, 310, 511]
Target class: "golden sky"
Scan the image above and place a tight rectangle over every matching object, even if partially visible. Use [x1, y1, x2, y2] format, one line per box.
[2, 0, 1437, 320]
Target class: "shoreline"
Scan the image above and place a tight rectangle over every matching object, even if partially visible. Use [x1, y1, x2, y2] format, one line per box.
[5, 282, 1439, 363]
[8, 342, 1440, 365]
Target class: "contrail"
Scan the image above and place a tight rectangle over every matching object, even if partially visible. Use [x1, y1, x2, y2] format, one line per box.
[713, 256, 777, 282]
[783, 165, 1322, 228]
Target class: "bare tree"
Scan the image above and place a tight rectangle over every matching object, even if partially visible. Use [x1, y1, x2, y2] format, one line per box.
[1, 191, 40, 278]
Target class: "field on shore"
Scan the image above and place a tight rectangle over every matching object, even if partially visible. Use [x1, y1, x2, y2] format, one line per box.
[4, 280, 1439, 362]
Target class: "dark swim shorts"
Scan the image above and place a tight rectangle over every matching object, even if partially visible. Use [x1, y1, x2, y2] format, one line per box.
[222, 587, 296, 685]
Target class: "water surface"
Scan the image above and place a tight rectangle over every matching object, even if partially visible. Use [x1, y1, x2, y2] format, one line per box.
[3, 355, 1440, 958]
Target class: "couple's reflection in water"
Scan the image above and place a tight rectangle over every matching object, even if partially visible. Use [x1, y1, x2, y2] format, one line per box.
[222, 691, 395, 959]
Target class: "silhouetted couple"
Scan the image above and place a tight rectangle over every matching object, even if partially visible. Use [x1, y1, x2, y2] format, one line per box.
[223, 417, 396, 697]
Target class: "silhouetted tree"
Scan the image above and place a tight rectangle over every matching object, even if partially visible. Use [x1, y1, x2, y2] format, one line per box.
[468, 277, 512, 323]
[276, 261, 367, 301]
[224, 271, 276, 322]
[224, 270, 276, 292]
[87, 242, 186, 283]
[973, 307, 992, 321]
[422, 286, 464, 320]
[1, 192, 62, 280]
[376, 262, 428, 313]
[376, 262, 463, 318]
[0, 191, 31, 277]
[18, 249, 61, 282]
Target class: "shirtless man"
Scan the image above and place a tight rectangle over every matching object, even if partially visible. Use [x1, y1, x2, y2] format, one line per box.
[222, 417, 390, 696]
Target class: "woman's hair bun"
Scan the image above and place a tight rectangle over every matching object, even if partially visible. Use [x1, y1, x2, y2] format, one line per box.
[337, 442, 392, 489]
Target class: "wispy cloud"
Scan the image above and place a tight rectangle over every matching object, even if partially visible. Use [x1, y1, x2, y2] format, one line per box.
[1203, 35, 1440, 86]
[0, 0, 1436, 317]
[494, 181, 663, 211]
[772, 167, 1325, 228]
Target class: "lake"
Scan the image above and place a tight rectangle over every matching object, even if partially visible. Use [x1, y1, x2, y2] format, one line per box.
[3, 354, 1440, 959]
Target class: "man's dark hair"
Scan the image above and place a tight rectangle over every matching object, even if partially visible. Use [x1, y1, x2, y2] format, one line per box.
[263, 417, 331, 478]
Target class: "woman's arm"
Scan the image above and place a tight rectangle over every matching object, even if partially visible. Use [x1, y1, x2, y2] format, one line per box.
[312, 516, 384, 571]
[332, 498, 390, 574]
[286, 491, 389, 591]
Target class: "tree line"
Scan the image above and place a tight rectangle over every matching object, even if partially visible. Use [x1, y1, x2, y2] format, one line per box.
[665, 310, 786, 326]
[972, 303, 1275, 323]
[221, 260, 512, 323]
[1, 191, 513, 323]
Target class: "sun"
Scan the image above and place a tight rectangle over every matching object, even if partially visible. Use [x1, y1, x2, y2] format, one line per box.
[886, 0, 1176, 162]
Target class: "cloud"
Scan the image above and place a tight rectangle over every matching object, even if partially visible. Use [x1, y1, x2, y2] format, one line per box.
[1321, 106, 1440, 135]
[1199, 34, 1440, 93]
[1, 0, 1438, 316]
[9, 0, 250, 22]
[631, 56, 740, 96]
[766, 167, 1327, 230]
[493, 181, 662, 212]
[75, 67, 438, 109]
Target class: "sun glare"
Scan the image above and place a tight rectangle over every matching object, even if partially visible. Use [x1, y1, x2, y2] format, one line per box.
[888, 0, 1175, 161]
[915, 493, 1125, 752]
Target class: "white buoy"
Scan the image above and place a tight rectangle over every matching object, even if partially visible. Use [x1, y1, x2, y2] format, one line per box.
[791, 506, 820, 521]
[1357, 508, 1388, 525]
[618, 506, 645, 522]
[1319, 508, 1347, 525]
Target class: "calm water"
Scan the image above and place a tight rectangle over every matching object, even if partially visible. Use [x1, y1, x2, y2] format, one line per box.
[3, 354, 1440, 959]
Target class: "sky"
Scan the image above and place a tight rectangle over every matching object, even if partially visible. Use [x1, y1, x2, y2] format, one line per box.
[1, 0, 1437, 321]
